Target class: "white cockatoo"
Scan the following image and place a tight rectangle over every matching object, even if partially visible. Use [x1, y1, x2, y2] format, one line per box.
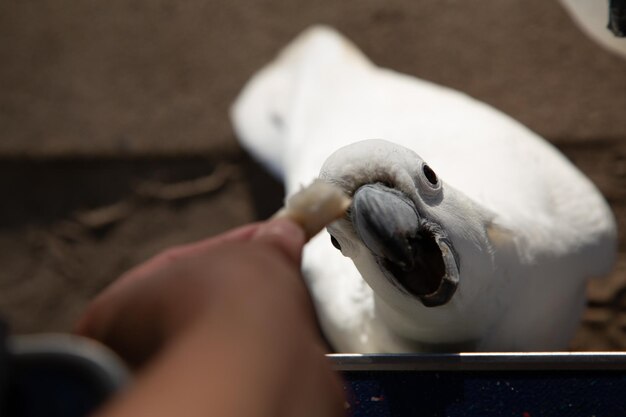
[231, 26, 617, 352]
[558, 0, 626, 59]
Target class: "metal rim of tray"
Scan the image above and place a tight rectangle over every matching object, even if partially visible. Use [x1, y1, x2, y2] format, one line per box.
[328, 352, 626, 371]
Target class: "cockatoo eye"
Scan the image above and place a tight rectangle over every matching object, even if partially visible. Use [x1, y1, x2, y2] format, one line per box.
[422, 164, 438, 186]
[330, 235, 342, 250]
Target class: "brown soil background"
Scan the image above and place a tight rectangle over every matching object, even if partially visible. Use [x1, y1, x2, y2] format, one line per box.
[0, 0, 625, 350]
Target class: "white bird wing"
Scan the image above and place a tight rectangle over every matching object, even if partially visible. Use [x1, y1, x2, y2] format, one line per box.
[231, 26, 617, 351]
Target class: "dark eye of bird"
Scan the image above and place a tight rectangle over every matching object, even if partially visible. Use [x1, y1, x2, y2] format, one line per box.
[423, 164, 438, 186]
[330, 236, 341, 250]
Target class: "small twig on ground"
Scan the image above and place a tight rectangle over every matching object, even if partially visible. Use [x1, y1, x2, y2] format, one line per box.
[74, 201, 136, 230]
[70, 163, 238, 232]
[135, 163, 238, 201]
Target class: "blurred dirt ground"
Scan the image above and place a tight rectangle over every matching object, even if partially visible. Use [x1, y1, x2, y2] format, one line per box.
[0, 0, 625, 350]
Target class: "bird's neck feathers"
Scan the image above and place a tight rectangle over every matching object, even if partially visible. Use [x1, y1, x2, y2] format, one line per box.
[434, 185, 497, 250]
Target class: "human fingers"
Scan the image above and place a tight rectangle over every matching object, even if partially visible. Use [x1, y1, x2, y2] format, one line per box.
[193, 246, 343, 417]
[252, 218, 306, 266]
[92, 292, 345, 417]
[75, 223, 262, 337]
[76, 239, 309, 366]
[76, 217, 305, 338]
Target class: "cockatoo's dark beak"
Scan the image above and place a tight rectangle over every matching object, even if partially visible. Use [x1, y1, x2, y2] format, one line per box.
[352, 184, 420, 269]
[609, 0, 626, 37]
[352, 183, 459, 307]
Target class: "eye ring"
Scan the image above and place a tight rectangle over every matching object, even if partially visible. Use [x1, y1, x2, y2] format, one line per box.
[330, 235, 342, 250]
[422, 164, 438, 186]
[416, 162, 442, 199]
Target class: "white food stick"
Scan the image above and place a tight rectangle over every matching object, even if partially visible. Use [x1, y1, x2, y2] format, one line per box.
[272, 180, 351, 241]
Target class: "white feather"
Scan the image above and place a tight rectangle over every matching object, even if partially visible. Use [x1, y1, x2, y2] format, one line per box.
[231, 26, 617, 352]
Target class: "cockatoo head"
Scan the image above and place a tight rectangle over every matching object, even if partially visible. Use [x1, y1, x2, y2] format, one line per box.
[320, 139, 498, 313]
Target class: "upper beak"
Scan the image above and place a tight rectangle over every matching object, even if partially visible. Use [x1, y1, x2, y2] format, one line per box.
[352, 183, 420, 270]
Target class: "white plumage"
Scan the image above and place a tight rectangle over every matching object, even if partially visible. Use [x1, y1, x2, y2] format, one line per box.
[231, 26, 617, 352]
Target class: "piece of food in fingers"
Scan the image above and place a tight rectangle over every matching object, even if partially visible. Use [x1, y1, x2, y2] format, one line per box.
[273, 180, 351, 240]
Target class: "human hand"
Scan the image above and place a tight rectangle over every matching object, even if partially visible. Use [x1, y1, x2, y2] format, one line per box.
[77, 219, 346, 417]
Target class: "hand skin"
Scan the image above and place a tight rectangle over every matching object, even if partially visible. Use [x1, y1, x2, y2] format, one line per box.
[76, 219, 346, 417]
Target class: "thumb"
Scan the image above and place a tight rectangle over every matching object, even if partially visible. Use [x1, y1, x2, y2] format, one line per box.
[252, 218, 306, 266]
